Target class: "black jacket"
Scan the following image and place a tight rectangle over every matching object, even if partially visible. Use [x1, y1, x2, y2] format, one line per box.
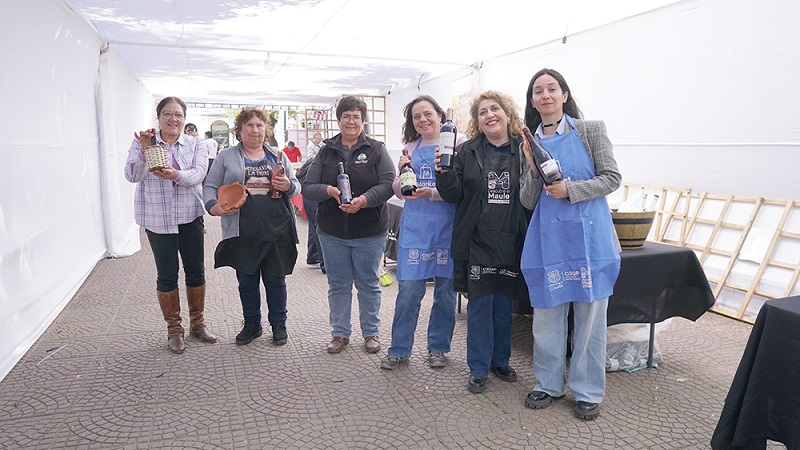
[301, 132, 395, 240]
[436, 134, 531, 298]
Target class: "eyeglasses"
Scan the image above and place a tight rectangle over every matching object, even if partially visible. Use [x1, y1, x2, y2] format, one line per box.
[340, 114, 362, 123]
[160, 111, 185, 119]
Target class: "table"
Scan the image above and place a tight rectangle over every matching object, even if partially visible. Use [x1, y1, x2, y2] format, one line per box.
[710, 295, 800, 450]
[290, 194, 306, 218]
[513, 241, 716, 367]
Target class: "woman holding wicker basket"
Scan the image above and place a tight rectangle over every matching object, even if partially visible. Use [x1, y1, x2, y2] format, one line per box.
[124, 96, 216, 354]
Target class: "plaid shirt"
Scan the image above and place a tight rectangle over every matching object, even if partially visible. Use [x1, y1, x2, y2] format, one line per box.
[124, 132, 207, 234]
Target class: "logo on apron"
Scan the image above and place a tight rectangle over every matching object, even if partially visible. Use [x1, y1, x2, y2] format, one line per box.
[437, 249, 449, 265]
[407, 248, 420, 265]
[487, 171, 511, 204]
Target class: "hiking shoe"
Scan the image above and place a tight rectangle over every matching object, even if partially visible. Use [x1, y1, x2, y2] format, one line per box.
[327, 337, 349, 354]
[427, 350, 447, 368]
[380, 354, 407, 370]
[525, 390, 565, 409]
[364, 336, 381, 353]
[272, 323, 287, 346]
[574, 401, 600, 420]
[236, 323, 263, 345]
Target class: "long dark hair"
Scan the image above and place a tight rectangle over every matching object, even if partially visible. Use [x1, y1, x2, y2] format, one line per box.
[401, 95, 446, 144]
[524, 68, 582, 131]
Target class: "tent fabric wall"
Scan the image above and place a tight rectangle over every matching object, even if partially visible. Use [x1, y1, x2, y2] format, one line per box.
[386, 0, 800, 202]
[0, 1, 151, 381]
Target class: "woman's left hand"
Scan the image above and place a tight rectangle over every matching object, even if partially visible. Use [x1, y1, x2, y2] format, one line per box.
[152, 167, 178, 180]
[544, 180, 568, 199]
[271, 175, 291, 193]
[340, 195, 367, 214]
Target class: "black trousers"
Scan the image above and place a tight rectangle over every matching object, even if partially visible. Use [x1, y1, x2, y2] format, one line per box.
[145, 216, 205, 292]
[303, 197, 323, 265]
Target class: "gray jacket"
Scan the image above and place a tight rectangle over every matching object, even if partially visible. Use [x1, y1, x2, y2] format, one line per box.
[203, 143, 301, 242]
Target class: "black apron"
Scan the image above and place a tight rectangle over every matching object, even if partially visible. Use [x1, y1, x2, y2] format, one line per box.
[214, 154, 297, 276]
[456, 143, 527, 301]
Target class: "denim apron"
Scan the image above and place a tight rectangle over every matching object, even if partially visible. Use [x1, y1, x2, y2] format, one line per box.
[521, 115, 620, 308]
[396, 140, 456, 281]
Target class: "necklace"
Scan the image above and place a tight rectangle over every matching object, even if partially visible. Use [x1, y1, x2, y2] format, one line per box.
[542, 118, 563, 128]
[244, 149, 263, 160]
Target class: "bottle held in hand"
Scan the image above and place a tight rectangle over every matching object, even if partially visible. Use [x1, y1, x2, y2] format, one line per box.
[438, 108, 456, 170]
[270, 160, 285, 198]
[337, 161, 353, 204]
[523, 126, 562, 185]
[399, 149, 418, 196]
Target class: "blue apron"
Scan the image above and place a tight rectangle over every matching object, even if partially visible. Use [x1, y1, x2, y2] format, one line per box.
[520, 115, 620, 308]
[396, 140, 456, 281]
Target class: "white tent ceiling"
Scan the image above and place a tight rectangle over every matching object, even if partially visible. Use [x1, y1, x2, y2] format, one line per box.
[69, 0, 679, 107]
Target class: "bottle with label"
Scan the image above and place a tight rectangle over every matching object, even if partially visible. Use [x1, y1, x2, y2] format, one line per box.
[337, 161, 353, 204]
[522, 126, 562, 185]
[270, 160, 285, 198]
[438, 108, 456, 170]
[399, 148, 418, 196]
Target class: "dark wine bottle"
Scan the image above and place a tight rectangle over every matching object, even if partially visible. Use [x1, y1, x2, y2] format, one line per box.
[399, 148, 417, 196]
[337, 161, 353, 204]
[438, 108, 456, 169]
[522, 126, 562, 185]
[270, 160, 285, 198]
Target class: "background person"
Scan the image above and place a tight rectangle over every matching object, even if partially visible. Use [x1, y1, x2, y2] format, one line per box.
[203, 108, 301, 346]
[295, 157, 325, 272]
[301, 96, 394, 355]
[381, 95, 466, 371]
[124, 97, 215, 354]
[519, 68, 622, 421]
[306, 132, 323, 161]
[203, 131, 219, 173]
[435, 91, 531, 393]
[282, 141, 302, 163]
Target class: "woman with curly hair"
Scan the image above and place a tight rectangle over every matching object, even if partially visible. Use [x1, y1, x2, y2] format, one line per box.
[434, 91, 532, 393]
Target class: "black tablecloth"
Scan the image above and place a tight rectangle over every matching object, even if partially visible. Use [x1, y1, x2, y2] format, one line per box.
[511, 241, 715, 325]
[711, 295, 800, 450]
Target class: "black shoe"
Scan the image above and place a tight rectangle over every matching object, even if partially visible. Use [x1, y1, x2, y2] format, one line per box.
[272, 323, 287, 346]
[468, 376, 487, 393]
[574, 401, 600, 420]
[307, 259, 320, 265]
[491, 365, 517, 382]
[525, 390, 565, 409]
[320, 263, 326, 274]
[236, 323, 263, 345]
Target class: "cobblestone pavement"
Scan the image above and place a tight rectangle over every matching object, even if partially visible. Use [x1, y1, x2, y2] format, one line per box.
[0, 214, 785, 449]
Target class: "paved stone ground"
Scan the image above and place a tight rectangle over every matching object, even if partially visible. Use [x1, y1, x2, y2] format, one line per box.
[0, 214, 786, 449]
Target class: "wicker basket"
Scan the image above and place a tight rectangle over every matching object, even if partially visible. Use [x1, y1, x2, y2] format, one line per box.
[611, 210, 656, 250]
[144, 144, 169, 172]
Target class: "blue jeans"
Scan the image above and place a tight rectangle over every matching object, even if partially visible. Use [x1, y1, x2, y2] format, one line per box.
[236, 270, 287, 326]
[532, 298, 608, 404]
[387, 277, 457, 358]
[319, 233, 386, 338]
[467, 293, 512, 377]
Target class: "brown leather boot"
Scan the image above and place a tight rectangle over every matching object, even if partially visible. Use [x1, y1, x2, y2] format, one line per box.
[187, 285, 217, 343]
[157, 289, 185, 353]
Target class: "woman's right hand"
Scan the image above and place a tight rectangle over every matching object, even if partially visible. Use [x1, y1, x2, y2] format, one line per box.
[210, 201, 238, 217]
[326, 185, 343, 204]
[133, 128, 157, 152]
[397, 153, 411, 172]
[520, 138, 537, 178]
